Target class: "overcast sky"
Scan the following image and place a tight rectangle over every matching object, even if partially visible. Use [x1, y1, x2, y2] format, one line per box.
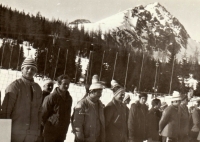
[1, 0, 200, 41]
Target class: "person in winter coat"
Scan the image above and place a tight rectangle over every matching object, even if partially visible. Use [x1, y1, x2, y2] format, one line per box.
[42, 74, 72, 142]
[179, 95, 189, 142]
[159, 102, 168, 112]
[72, 78, 105, 142]
[147, 98, 162, 142]
[42, 79, 54, 102]
[123, 93, 131, 108]
[39, 78, 54, 142]
[128, 93, 148, 142]
[159, 91, 182, 142]
[104, 80, 129, 142]
[1, 57, 42, 142]
[189, 99, 200, 142]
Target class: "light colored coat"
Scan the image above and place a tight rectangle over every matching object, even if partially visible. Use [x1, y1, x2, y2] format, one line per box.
[72, 97, 105, 142]
[159, 105, 180, 138]
[1, 77, 42, 141]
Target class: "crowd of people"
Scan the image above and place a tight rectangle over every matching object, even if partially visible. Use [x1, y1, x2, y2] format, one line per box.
[1, 57, 200, 142]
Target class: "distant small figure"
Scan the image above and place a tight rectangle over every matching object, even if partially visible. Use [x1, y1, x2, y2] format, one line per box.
[147, 98, 162, 142]
[42, 79, 54, 102]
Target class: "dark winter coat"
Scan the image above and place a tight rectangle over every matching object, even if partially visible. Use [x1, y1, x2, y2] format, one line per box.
[42, 91, 50, 103]
[179, 104, 189, 136]
[191, 107, 200, 132]
[104, 99, 129, 142]
[72, 96, 105, 142]
[159, 105, 180, 138]
[1, 77, 42, 141]
[42, 87, 72, 140]
[128, 101, 148, 141]
[147, 107, 162, 141]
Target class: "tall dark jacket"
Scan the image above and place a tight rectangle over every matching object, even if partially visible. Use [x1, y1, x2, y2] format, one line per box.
[42, 91, 50, 103]
[159, 105, 180, 138]
[1, 77, 42, 141]
[104, 99, 129, 142]
[147, 108, 162, 141]
[179, 104, 189, 142]
[128, 101, 148, 141]
[179, 104, 189, 136]
[42, 87, 72, 140]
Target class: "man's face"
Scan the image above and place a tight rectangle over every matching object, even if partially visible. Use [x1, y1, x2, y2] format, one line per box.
[115, 93, 125, 103]
[139, 97, 147, 105]
[22, 65, 37, 79]
[155, 102, 161, 109]
[182, 98, 189, 105]
[124, 97, 131, 105]
[43, 83, 54, 93]
[59, 79, 70, 92]
[90, 89, 102, 101]
[172, 100, 181, 106]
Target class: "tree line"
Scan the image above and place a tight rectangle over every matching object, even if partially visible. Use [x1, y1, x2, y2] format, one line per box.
[0, 4, 200, 95]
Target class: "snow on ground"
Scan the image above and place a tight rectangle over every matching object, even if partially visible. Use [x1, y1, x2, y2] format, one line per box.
[0, 39, 36, 58]
[0, 69, 198, 142]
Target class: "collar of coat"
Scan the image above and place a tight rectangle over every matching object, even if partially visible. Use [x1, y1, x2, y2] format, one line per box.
[86, 96, 105, 108]
[112, 98, 124, 107]
[21, 76, 35, 85]
[135, 100, 148, 109]
[54, 87, 69, 101]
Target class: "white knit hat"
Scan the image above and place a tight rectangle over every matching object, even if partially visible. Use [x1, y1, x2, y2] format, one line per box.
[171, 91, 182, 101]
[92, 75, 99, 83]
[21, 57, 37, 70]
[111, 80, 121, 89]
[89, 82, 104, 91]
[42, 79, 54, 87]
[123, 94, 130, 103]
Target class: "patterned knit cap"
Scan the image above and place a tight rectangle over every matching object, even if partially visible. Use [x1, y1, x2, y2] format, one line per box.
[111, 80, 125, 97]
[21, 57, 37, 70]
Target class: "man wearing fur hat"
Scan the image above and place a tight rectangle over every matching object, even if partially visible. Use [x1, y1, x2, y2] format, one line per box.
[128, 93, 148, 142]
[72, 77, 105, 142]
[104, 80, 129, 142]
[1, 57, 42, 142]
[159, 91, 182, 142]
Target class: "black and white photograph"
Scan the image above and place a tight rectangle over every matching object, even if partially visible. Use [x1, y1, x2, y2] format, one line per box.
[0, 0, 200, 142]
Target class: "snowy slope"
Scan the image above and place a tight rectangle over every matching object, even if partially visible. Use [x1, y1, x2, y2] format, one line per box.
[74, 2, 199, 61]
[0, 39, 36, 58]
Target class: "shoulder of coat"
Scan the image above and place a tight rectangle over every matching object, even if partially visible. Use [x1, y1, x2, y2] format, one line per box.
[105, 101, 114, 107]
[75, 98, 87, 109]
[5, 79, 22, 92]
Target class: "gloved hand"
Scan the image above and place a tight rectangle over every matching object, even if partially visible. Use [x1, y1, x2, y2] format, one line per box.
[75, 132, 84, 141]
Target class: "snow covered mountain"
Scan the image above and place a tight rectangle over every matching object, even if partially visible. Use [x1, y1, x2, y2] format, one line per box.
[74, 2, 200, 62]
